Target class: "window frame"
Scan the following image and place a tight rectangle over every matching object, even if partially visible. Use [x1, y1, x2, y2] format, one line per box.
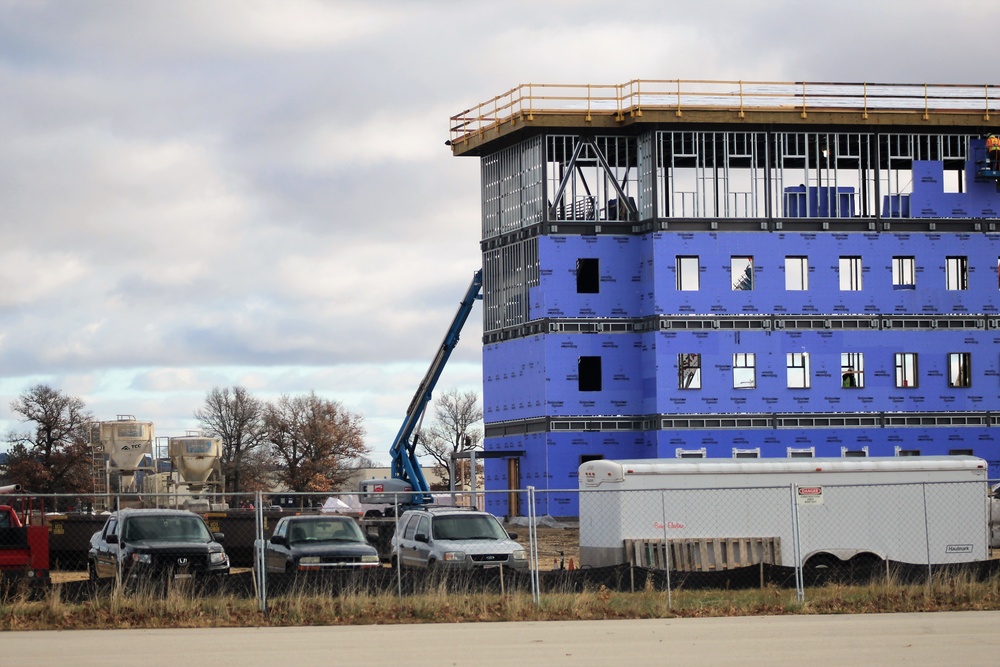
[731, 256, 754, 291]
[892, 256, 916, 289]
[676, 448, 706, 459]
[576, 258, 600, 294]
[947, 352, 972, 388]
[945, 256, 968, 291]
[785, 255, 809, 291]
[578, 356, 602, 392]
[733, 448, 760, 459]
[839, 255, 863, 291]
[676, 255, 700, 291]
[894, 352, 918, 388]
[786, 352, 810, 389]
[841, 352, 864, 389]
[678, 353, 702, 389]
[733, 353, 756, 389]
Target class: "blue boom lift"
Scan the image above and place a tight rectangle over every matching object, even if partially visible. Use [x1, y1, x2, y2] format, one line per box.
[358, 269, 483, 515]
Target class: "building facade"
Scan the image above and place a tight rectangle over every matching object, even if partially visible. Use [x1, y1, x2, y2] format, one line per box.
[449, 80, 1000, 517]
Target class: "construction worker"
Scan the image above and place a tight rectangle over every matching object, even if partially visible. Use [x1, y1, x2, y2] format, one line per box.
[987, 133, 1000, 171]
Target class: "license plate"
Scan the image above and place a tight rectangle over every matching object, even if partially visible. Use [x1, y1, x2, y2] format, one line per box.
[173, 573, 193, 579]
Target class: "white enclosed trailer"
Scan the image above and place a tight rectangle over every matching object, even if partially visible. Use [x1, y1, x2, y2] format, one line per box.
[579, 456, 990, 570]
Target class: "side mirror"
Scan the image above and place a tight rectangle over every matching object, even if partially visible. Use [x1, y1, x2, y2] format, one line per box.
[506, 532, 518, 540]
[414, 533, 429, 544]
[105, 534, 118, 544]
[270, 534, 287, 546]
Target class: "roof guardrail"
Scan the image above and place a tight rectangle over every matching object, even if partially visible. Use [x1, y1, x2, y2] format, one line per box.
[449, 79, 1000, 146]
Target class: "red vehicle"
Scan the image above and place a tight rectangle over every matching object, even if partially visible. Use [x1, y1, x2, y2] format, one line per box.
[0, 485, 50, 587]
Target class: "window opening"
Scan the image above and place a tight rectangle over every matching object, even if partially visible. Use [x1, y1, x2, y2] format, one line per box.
[787, 352, 810, 388]
[948, 449, 974, 456]
[894, 353, 918, 388]
[578, 356, 602, 392]
[785, 256, 808, 291]
[892, 256, 916, 289]
[731, 256, 754, 291]
[946, 256, 968, 290]
[841, 352, 864, 388]
[678, 353, 701, 389]
[733, 353, 756, 389]
[948, 352, 972, 387]
[676, 256, 700, 291]
[576, 258, 600, 294]
[839, 256, 863, 291]
[788, 448, 815, 458]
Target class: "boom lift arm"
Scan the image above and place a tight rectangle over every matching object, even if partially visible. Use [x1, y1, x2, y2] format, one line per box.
[360, 269, 483, 509]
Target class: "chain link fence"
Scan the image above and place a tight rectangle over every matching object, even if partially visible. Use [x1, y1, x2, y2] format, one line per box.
[2, 479, 998, 607]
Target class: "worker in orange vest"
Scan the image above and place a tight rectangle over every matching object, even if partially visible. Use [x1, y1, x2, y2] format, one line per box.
[987, 133, 1000, 171]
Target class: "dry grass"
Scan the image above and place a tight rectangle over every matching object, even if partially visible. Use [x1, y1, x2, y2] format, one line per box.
[3, 570, 1000, 631]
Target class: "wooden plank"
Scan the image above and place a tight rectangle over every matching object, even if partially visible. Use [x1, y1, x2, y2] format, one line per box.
[624, 537, 781, 571]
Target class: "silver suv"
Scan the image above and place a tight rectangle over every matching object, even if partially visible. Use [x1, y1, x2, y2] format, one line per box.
[391, 507, 529, 570]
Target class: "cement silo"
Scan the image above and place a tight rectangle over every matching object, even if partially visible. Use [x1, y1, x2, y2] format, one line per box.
[168, 435, 223, 494]
[93, 415, 154, 493]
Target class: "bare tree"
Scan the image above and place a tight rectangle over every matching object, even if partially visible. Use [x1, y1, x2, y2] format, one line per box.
[194, 386, 268, 494]
[4, 384, 94, 495]
[417, 388, 483, 489]
[265, 392, 368, 492]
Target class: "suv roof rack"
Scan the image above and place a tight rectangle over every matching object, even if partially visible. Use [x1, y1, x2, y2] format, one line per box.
[413, 505, 483, 513]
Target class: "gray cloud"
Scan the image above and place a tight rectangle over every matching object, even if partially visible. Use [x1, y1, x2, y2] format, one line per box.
[2, 0, 998, 459]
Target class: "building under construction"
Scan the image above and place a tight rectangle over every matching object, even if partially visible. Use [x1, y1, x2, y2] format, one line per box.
[448, 80, 1000, 517]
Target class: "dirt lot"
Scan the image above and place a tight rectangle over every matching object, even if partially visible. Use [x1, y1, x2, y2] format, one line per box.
[506, 520, 580, 571]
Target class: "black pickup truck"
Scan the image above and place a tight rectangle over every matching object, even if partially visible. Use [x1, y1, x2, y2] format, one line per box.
[88, 508, 229, 582]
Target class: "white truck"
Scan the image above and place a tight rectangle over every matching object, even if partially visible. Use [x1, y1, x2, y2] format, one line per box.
[579, 456, 991, 571]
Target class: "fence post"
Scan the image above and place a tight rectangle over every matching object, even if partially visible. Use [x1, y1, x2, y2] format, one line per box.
[790, 483, 804, 602]
[527, 486, 539, 606]
[922, 483, 932, 588]
[394, 493, 402, 599]
[660, 490, 672, 609]
[254, 490, 267, 614]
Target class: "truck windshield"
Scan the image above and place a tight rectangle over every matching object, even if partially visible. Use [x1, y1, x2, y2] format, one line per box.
[123, 516, 213, 542]
[287, 519, 365, 543]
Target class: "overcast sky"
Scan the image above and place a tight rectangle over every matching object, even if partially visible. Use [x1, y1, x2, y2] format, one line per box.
[1, 0, 997, 464]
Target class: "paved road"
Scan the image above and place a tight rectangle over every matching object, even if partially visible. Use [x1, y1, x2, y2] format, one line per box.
[7, 612, 1000, 666]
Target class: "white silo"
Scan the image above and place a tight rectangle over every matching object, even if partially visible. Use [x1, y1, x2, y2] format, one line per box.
[168, 435, 223, 494]
[94, 415, 154, 492]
